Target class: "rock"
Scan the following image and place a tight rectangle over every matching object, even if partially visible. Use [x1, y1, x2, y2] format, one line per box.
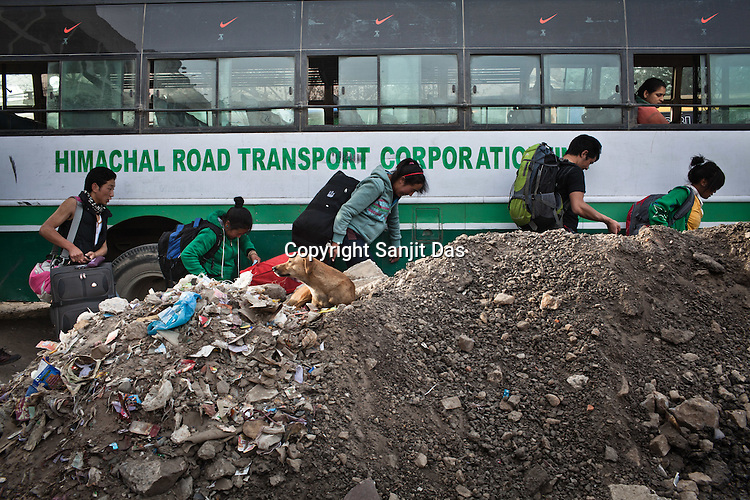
[545, 394, 561, 406]
[649, 435, 670, 457]
[287, 458, 302, 473]
[269, 473, 285, 487]
[693, 252, 725, 273]
[727, 410, 747, 428]
[457, 335, 475, 352]
[566, 374, 589, 390]
[609, 484, 669, 500]
[441, 396, 462, 410]
[617, 375, 630, 397]
[414, 453, 428, 468]
[174, 476, 193, 500]
[486, 368, 503, 384]
[516, 320, 530, 331]
[205, 457, 236, 480]
[119, 457, 188, 496]
[456, 485, 472, 497]
[170, 425, 191, 445]
[524, 464, 552, 495]
[197, 441, 217, 460]
[604, 445, 618, 462]
[687, 471, 712, 486]
[245, 385, 279, 403]
[343, 478, 381, 500]
[365, 358, 378, 370]
[660, 327, 696, 345]
[98, 297, 130, 314]
[539, 291, 561, 310]
[493, 292, 515, 305]
[673, 397, 719, 430]
[216, 379, 230, 395]
[215, 478, 233, 491]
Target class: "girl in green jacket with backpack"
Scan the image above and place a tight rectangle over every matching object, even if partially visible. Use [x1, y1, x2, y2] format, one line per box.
[649, 156, 725, 231]
[181, 197, 260, 280]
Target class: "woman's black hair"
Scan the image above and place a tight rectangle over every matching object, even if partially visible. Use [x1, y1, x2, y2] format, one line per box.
[390, 158, 428, 194]
[636, 77, 668, 99]
[84, 167, 116, 192]
[225, 196, 253, 231]
[688, 155, 725, 192]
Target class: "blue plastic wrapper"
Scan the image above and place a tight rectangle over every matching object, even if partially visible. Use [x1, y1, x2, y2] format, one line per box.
[148, 291, 200, 336]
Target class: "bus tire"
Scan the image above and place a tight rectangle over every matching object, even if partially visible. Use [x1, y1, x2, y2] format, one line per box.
[112, 244, 166, 301]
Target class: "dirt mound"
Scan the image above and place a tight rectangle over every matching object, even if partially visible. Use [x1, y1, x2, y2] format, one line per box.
[1, 223, 749, 500]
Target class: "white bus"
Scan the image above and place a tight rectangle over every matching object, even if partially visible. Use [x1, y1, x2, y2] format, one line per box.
[1, 0, 748, 300]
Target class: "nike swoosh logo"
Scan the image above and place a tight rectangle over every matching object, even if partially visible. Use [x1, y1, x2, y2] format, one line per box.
[220, 17, 237, 28]
[701, 13, 718, 23]
[375, 14, 394, 25]
[63, 22, 81, 34]
[539, 14, 557, 24]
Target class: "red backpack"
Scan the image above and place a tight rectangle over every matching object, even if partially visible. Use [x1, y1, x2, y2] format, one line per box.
[240, 254, 301, 293]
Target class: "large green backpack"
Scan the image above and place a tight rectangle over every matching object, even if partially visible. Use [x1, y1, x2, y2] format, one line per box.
[508, 143, 563, 231]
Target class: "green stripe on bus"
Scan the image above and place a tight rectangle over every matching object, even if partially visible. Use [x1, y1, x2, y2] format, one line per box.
[1, 201, 748, 227]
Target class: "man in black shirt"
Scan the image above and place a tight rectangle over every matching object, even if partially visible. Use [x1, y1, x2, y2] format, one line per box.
[556, 135, 620, 234]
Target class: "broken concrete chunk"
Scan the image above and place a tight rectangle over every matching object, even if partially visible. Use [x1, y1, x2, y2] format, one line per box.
[119, 457, 188, 496]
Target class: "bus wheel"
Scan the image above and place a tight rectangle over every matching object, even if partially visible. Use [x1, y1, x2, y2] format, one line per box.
[112, 244, 166, 301]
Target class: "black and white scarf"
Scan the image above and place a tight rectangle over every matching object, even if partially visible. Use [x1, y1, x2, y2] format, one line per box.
[80, 190, 107, 216]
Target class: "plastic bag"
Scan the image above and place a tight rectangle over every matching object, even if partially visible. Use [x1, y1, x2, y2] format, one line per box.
[147, 291, 200, 336]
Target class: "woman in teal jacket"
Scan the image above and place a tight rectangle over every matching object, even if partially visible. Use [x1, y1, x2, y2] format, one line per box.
[332, 158, 427, 267]
[649, 156, 725, 231]
[181, 197, 260, 280]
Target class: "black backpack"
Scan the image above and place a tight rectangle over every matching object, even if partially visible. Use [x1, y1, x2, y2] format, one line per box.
[157, 218, 222, 286]
[292, 171, 360, 248]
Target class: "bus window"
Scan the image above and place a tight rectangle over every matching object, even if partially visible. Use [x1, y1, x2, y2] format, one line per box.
[150, 60, 215, 127]
[543, 54, 621, 125]
[470, 55, 541, 125]
[47, 60, 135, 130]
[710, 54, 750, 124]
[634, 55, 706, 125]
[380, 55, 458, 125]
[314, 54, 459, 126]
[218, 57, 295, 127]
[339, 56, 378, 126]
[1, 63, 47, 129]
[308, 57, 340, 126]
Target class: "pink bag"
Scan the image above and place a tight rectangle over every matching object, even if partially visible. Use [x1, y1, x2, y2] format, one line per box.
[29, 259, 55, 301]
[30, 196, 84, 301]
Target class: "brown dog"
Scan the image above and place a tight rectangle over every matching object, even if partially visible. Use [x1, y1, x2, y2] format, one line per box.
[273, 255, 356, 308]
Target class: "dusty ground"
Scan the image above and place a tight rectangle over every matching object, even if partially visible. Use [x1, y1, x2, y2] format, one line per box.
[0, 223, 749, 500]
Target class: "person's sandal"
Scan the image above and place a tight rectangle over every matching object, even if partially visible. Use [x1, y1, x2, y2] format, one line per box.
[0, 348, 21, 365]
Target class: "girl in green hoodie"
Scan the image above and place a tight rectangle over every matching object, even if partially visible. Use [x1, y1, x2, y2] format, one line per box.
[332, 158, 427, 267]
[649, 156, 725, 231]
[181, 197, 260, 280]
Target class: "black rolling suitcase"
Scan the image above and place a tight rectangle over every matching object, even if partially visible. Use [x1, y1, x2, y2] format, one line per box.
[49, 263, 116, 333]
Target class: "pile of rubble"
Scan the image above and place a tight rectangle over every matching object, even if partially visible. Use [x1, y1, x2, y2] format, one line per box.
[1, 223, 749, 500]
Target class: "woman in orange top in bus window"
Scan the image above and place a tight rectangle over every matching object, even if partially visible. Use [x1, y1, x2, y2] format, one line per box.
[636, 78, 669, 124]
